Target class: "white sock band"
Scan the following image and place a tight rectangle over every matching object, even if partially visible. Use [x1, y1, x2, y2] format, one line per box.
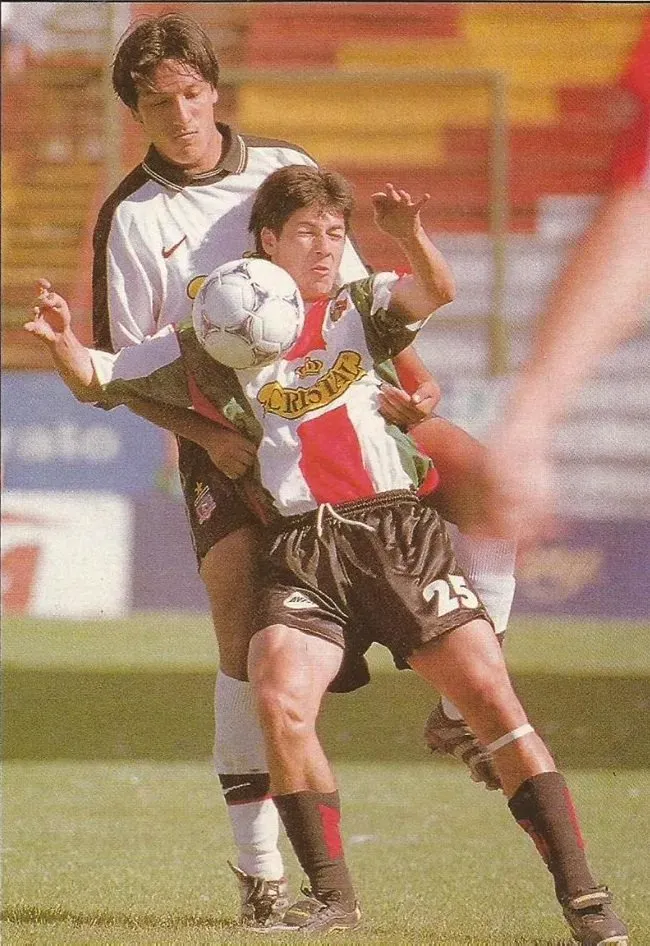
[213, 671, 269, 774]
[485, 724, 534, 755]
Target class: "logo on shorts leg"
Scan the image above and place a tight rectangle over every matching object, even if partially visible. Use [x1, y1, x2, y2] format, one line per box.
[283, 591, 317, 610]
[194, 481, 216, 525]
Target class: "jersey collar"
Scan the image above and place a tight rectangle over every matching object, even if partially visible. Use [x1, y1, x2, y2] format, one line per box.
[141, 122, 247, 190]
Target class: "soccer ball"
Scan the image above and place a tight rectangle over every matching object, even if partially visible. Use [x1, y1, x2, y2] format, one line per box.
[192, 258, 305, 369]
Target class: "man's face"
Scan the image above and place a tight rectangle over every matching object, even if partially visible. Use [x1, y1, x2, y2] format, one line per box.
[132, 59, 220, 173]
[261, 207, 346, 302]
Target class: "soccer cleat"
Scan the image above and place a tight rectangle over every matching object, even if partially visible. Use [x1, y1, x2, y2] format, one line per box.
[424, 702, 502, 791]
[562, 887, 629, 946]
[256, 888, 361, 934]
[229, 862, 290, 928]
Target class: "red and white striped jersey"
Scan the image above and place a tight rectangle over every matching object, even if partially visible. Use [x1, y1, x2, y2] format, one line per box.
[89, 273, 433, 518]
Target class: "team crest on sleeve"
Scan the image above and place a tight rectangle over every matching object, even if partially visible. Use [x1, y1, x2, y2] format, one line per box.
[193, 481, 217, 524]
[330, 297, 349, 323]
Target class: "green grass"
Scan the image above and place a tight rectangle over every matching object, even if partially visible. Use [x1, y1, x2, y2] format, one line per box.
[2, 615, 650, 945]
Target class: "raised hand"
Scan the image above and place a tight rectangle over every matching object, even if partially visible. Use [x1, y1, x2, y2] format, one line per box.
[371, 183, 431, 242]
[24, 279, 72, 344]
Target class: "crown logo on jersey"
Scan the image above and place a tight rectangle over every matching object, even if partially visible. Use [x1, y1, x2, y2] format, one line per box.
[296, 357, 324, 379]
[330, 298, 348, 322]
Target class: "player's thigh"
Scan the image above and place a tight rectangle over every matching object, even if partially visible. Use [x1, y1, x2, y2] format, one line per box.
[412, 416, 486, 529]
[408, 618, 529, 744]
[178, 436, 262, 676]
[248, 623, 343, 727]
[200, 523, 263, 677]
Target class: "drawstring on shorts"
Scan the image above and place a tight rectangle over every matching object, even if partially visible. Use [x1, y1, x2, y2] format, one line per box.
[315, 502, 377, 538]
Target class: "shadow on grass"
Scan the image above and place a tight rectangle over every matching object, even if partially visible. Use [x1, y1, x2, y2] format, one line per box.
[3, 667, 649, 767]
[0, 904, 231, 930]
[0, 905, 566, 944]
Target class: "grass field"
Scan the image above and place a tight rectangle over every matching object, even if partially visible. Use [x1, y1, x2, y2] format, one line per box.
[2, 614, 649, 945]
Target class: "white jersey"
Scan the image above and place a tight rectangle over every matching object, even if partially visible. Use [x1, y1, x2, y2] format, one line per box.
[89, 274, 432, 519]
[92, 123, 368, 352]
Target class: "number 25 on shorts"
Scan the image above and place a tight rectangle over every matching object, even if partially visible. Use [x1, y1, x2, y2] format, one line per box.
[423, 574, 479, 616]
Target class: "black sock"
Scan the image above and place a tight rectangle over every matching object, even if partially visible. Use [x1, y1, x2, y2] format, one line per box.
[273, 790, 356, 907]
[508, 771, 597, 900]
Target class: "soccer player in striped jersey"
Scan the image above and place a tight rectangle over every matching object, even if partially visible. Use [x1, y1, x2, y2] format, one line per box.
[27, 165, 627, 946]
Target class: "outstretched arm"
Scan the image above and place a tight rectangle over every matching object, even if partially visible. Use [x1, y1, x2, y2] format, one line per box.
[475, 185, 650, 542]
[372, 184, 456, 323]
[506, 186, 650, 430]
[24, 280, 100, 400]
[25, 280, 257, 479]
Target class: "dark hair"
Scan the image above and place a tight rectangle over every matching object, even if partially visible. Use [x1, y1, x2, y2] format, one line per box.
[249, 165, 355, 256]
[112, 13, 220, 109]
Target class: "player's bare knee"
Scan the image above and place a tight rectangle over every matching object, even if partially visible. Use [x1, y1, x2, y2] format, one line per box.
[254, 682, 317, 743]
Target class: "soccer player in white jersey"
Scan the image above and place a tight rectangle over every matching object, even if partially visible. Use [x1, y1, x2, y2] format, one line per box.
[88, 11, 517, 923]
[28, 166, 627, 946]
[93, 12, 380, 924]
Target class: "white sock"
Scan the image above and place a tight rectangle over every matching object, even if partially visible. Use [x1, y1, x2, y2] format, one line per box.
[214, 671, 284, 880]
[446, 524, 517, 636]
[443, 525, 517, 721]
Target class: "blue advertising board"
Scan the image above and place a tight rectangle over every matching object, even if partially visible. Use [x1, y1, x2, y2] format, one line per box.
[513, 519, 650, 620]
[1, 372, 171, 494]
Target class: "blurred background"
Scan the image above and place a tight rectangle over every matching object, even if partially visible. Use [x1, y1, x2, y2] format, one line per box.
[2, 1, 649, 620]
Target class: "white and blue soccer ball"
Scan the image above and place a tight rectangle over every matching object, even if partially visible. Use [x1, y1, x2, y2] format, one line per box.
[192, 257, 305, 370]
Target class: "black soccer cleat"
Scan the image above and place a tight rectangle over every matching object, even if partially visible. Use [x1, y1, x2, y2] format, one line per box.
[562, 886, 629, 945]
[229, 861, 290, 929]
[424, 701, 502, 791]
[254, 887, 361, 935]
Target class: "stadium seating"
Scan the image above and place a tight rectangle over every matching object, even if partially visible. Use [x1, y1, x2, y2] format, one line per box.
[2, 3, 648, 519]
[238, 2, 646, 253]
[3, 2, 645, 362]
[1, 46, 104, 366]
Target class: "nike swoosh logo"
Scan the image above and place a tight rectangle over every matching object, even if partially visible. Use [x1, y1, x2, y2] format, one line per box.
[222, 781, 252, 795]
[162, 235, 187, 258]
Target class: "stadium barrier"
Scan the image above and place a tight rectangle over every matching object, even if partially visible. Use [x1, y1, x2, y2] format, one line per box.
[2, 373, 648, 621]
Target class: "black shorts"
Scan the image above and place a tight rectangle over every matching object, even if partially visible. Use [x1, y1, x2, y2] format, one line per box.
[256, 491, 492, 692]
[178, 437, 260, 567]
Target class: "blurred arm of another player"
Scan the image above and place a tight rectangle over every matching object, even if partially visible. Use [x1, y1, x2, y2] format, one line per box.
[25, 279, 257, 480]
[477, 184, 650, 542]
